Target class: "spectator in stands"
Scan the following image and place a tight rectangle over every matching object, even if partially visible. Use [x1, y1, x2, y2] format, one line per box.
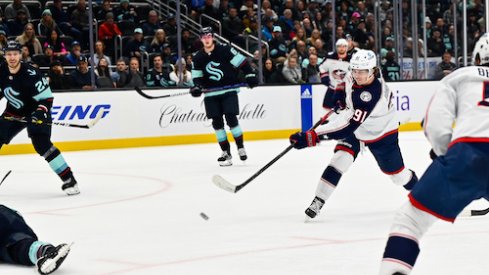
[44, 29, 67, 56]
[263, 58, 279, 84]
[0, 30, 7, 59]
[6, 8, 29, 37]
[184, 53, 193, 71]
[242, 16, 259, 40]
[38, 9, 64, 38]
[239, 0, 258, 18]
[123, 28, 148, 58]
[162, 44, 174, 64]
[142, 10, 163, 37]
[181, 29, 197, 54]
[301, 46, 323, 69]
[4, 0, 31, 21]
[306, 28, 321, 49]
[382, 51, 401, 81]
[92, 40, 112, 67]
[114, 58, 129, 87]
[36, 45, 61, 67]
[261, 0, 278, 21]
[98, 12, 121, 59]
[381, 36, 395, 60]
[443, 24, 455, 54]
[269, 26, 287, 64]
[48, 61, 71, 90]
[303, 53, 320, 83]
[125, 57, 145, 88]
[314, 39, 327, 58]
[146, 54, 171, 87]
[50, 0, 81, 42]
[434, 51, 457, 80]
[63, 41, 82, 66]
[71, 55, 96, 90]
[96, 0, 113, 21]
[114, 0, 138, 22]
[169, 58, 193, 87]
[289, 27, 306, 51]
[21, 45, 32, 63]
[302, 17, 313, 37]
[281, 56, 302, 84]
[199, 0, 222, 27]
[95, 57, 116, 88]
[222, 7, 243, 42]
[428, 28, 446, 57]
[71, 0, 90, 49]
[278, 9, 294, 40]
[16, 23, 42, 56]
[148, 29, 168, 53]
[261, 17, 274, 41]
[295, 40, 308, 64]
[163, 13, 177, 36]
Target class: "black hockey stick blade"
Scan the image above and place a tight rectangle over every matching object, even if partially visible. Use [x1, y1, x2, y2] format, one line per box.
[469, 207, 489, 216]
[0, 170, 12, 186]
[135, 87, 189, 99]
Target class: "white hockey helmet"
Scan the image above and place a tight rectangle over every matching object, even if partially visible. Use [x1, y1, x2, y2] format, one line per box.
[335, 38, 348, 47]
[472, 33, 489, 65]
[350, 49, 377, 70]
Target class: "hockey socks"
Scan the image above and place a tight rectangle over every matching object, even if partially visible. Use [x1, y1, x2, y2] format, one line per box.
[230, 125, 244, 149]
[43, 146, 79, 195]
[380, 234, 419, 274]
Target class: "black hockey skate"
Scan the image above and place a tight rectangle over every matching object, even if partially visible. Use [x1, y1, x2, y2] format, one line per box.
[37, 243, 72, 275]
[238, 148, 247, 161]
[62, 177, 80, 196]
[305, 196, 325, 219]
[218, 151, 232, 166]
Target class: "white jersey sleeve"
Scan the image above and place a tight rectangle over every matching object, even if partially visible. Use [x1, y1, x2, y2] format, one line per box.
[319, 58, 350, 88]
[423, 66, 489, 155]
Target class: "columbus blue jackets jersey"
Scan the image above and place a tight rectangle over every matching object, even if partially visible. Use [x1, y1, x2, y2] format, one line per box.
[316, 73, 399, 141]
[191, 44, 252, 96]
[424, 66, 489, 155]
[319, 52, 351, 89]
[0, 62, 53, 117]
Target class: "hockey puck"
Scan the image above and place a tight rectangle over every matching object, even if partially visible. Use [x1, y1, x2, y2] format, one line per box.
[200, 212, 209, 220]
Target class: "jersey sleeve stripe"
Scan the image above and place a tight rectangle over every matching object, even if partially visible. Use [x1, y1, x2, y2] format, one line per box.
[191, 69, 203, 78]
[33, 88, 53, 101]
[230, 54, 246, 68]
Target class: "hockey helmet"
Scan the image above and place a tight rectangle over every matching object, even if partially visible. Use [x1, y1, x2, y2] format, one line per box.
[200, 27, 214, 37]
[472, 33, 489, 65]
[350, 49, 377, 70]
[5, 40, 21, 52]
[335, 38, 348, 47]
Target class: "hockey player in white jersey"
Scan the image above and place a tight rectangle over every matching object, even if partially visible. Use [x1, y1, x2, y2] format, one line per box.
[290, 49, 418, 219]
[379, 34, 489, 275]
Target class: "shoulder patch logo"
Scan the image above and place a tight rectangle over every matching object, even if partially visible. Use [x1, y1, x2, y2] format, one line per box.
[360, 91, 372, 102]
[27, 69, 36, 76]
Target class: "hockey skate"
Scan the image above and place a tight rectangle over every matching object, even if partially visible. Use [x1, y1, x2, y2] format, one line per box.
[36, 243, 72, 275]
[238, 148, 247, 161]
[218, 151, 232, 166]
[62, 177, 80, 195]
[305, 196, 325, 219]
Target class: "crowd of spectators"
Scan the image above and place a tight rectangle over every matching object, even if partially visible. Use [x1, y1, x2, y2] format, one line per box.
[0, 0, 484, 90]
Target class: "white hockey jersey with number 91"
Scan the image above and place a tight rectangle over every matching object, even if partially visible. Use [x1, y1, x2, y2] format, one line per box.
[316, 73, 399, 142]
[423, 66, 489, 156]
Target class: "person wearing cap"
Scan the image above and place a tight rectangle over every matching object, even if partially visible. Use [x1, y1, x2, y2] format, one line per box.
[37, 9, 64, 38]
[380, 36, 395, 60]
[190, 26, 258, 166]
[71, 55, 96, 90]
[269, 25, 287, 63]
[0, 41, 80, 195]
[4, 0, 31, 20]
[62, 40, 82, 65]
[5, 7, 29, 37]
[123, 28, 148, 58]
[261, 17, 275, 41]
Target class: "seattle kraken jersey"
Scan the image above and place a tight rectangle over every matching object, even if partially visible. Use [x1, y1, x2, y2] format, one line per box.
[0, 62, 53, 117]
[191, 44, 249, 96]
[318, 52, 351, 89]
[316, 73, 399, 141]
[424, 66, 489, 156]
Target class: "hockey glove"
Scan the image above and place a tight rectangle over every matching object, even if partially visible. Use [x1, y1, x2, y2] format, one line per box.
[31, 105, 49, 125]
[429, 149, 438, 160]
[190, 85, 203, 97]
[245, 73, 259, 88]
[289, 130, 319, 149]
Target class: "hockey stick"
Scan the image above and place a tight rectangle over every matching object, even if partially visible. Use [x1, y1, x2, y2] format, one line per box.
[213, 109, 335, 193]
[1, 110, 104, 129]
[460, 207, 489, 217]
[0, 170, 11, 186]
[134, 83, 246, 100]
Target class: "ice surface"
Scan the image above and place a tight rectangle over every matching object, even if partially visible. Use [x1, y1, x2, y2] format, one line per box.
[0, 131, 488, 274]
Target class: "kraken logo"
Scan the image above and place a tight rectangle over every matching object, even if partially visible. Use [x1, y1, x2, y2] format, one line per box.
[4, 87, 23, 109]
[205, 61, 223, 81]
